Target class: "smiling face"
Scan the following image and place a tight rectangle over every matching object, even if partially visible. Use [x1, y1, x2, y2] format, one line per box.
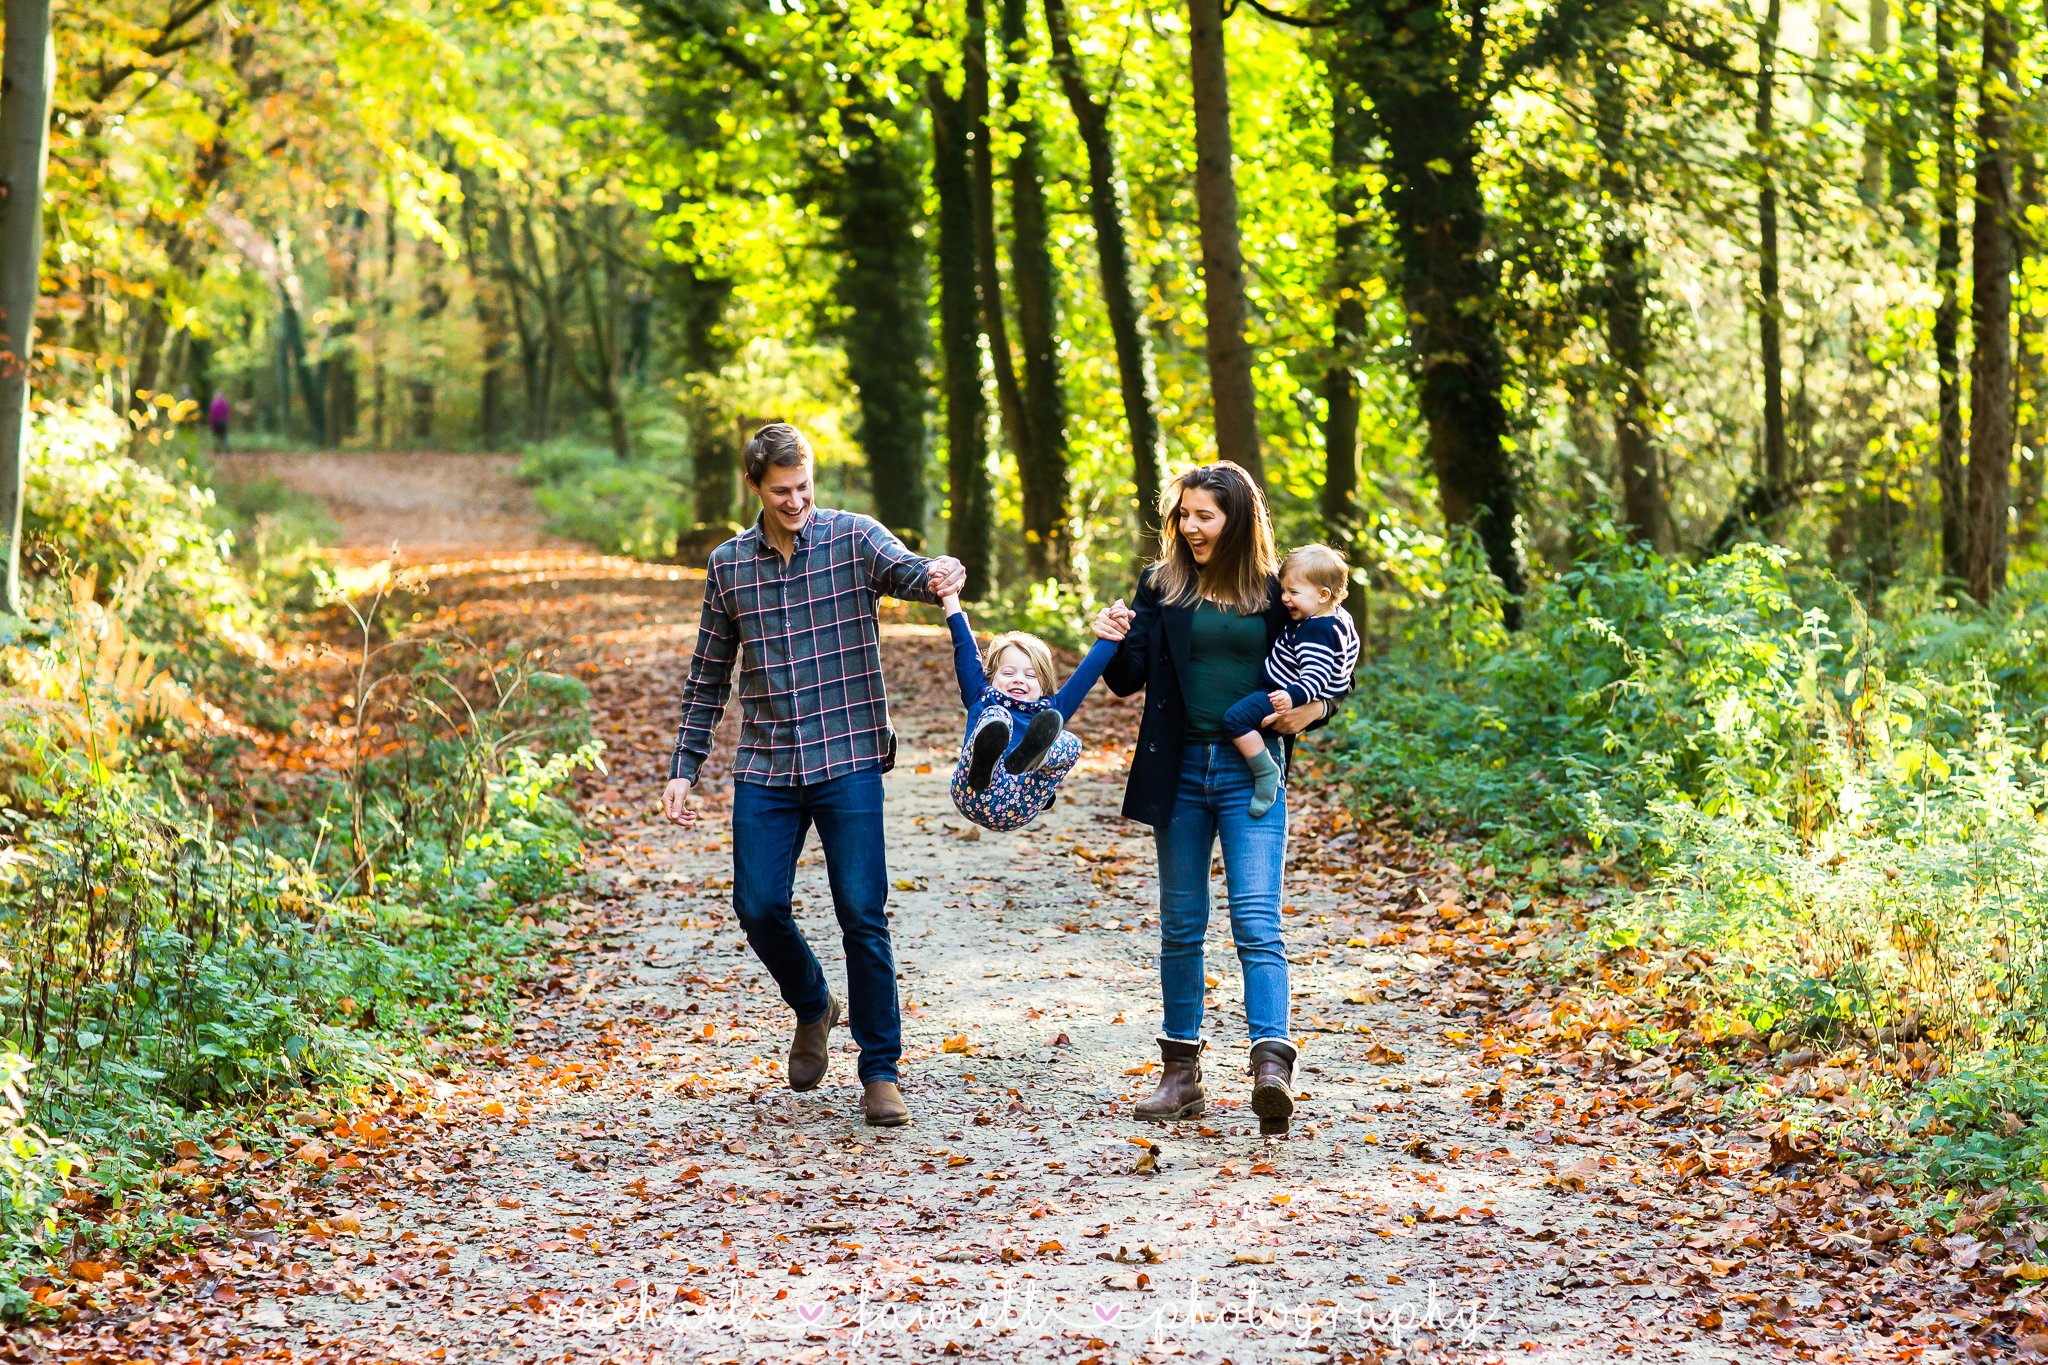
[1280, 572, 1334, 621]
[750, 459, 814, 538]
[989, 646, 1045, 702]
[1176, 487, 1227, 566]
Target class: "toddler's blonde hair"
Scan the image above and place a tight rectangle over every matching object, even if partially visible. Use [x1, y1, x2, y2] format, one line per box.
[982, 631, 1058, 696]
[1280, 543, 1350, 600]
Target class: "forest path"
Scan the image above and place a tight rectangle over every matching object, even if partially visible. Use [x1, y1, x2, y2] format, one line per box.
[44, 453, 1833, 1364]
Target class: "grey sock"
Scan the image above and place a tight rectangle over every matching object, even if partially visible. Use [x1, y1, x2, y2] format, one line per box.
[1245, 747, 1282, 818]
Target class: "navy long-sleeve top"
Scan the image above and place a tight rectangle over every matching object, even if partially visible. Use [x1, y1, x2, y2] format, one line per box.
[948, 611, 1119, 746]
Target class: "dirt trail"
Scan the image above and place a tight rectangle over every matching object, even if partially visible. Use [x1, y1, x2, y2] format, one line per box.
[38, 455, 1878, 1364]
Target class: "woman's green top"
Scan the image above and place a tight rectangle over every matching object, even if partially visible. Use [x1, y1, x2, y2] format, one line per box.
[1184, 598, 1270, 742]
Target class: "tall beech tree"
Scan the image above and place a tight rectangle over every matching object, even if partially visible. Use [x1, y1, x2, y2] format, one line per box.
[1595, 42, 1668, 551]
[830, 98, 933, 543]
[1043, 0, 1164, 555]
[999, 0, 1073, 579]
[929, 66, 996, 593]
[1322, 23, 1370, 589]
[1336, 0, 1619, 624]
[0, 0, 54, 616]
[1187, 0, 1264, 486]
[1965, 0, 2017, 602]
[1754, 0, 1788, 496]
[1934, 0, 1967, 583]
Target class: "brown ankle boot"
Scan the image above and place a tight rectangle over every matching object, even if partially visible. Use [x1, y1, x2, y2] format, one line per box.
[1133, 1037, 1205, 1122]
[861, 1079, 909, 1127]
[787, 994, 841, 1092]
[1249, 1039, 1299, 1135]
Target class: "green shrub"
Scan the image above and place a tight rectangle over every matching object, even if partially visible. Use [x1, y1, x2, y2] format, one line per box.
[965, 577, 1101, 653]
[1335, 523, 2048, 1197]
[1909, 1044, 2048, 1204]
[518, 437, 688, 559]
[21, 406, 267, 672]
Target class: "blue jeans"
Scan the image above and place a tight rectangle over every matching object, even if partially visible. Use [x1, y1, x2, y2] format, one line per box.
[1154, 742, 1291, 1044]
[731, 769, 900, 1083]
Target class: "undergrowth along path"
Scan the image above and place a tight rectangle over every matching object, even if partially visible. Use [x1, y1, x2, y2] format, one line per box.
[28, 453, 1971, 1364]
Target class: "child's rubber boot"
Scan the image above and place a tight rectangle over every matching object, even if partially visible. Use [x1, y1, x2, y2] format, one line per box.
[1249, 1038, 1298, 1136]
[966, 713, 1011, 791]
[1004, 709, 1064, 776]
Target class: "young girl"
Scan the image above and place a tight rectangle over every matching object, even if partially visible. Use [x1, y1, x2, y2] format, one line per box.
[943, 592, 1120, 832]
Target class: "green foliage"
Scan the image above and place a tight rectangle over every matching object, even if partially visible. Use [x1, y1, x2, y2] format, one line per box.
[0, 1052, 85, 1255]
[21, 407, 266, 671]
[969, 577, 1101, 654]
[519, 438, 688, 560]
[0, 406, 602, 1294]
[1335, 527, 2048, 1196]
[201, 464, 341, 614]
[1909, 1045, 2048, 1204]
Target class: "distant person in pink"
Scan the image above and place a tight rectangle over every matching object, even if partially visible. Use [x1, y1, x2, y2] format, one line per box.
[207, 392, 231, 453]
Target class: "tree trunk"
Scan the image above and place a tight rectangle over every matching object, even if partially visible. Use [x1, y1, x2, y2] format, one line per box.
[1859, 0, 1889, 202]
[280, 295, 326, 444]
[1321, 27, 1369, 603]
[1001, 0, 1072, 580]
[2017, 150, 2043, 544]
[1186, 0, 1263, 486]
[0, 0, 55, 615]
[1965, 0, 2016, 602]
[930, 73, 995, 596]
[832, 99, 932, 543]
[1597, 50, 1668, 551]
[676, 263, 739, 536]
[1935, 0, 1967, 583]
[1756, 0, 1788, 496]
[966, 0, 1028, 473]
[1355, 5, 1525, 625]
[1043, 0, 1163, 557]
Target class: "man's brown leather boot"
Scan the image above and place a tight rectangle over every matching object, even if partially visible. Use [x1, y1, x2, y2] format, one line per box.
[861, 1079, 910, 1126]
[1248, 1038, 1299, 1136]
[787, 994, 841, 1092]
[1133, 1036, 1205, 1121]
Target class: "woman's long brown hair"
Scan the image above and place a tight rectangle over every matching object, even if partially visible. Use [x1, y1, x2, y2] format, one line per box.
[1148, 461, 1279, 614]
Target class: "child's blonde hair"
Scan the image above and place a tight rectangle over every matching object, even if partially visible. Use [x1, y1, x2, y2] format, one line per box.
[982, 631, 1058, 696]
[1280, 543, 1350, 600]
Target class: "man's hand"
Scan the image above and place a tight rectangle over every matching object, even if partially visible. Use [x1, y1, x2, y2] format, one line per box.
[661, 778, 699, 828]
[1264, 699, 1325, 736]
[1266, 690, 1293, 717]
[926, 556, 967, 599]
[1093, 599, 1134, 641]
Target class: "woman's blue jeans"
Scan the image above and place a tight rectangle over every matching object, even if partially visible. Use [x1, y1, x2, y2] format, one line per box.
[1154, 741, 1291, 1044]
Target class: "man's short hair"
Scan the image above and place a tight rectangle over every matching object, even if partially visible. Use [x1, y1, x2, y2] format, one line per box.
[743, 422, 812, 485]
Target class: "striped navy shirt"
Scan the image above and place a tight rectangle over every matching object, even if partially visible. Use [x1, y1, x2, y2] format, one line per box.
[1264, 607, 1360, 708]
[668, 508, 938, 787]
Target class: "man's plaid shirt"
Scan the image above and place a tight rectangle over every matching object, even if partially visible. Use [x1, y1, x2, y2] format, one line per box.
[668, 508, 938, 787]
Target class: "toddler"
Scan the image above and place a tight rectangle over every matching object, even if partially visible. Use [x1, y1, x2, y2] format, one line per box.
[1223, 544, 1360, 818]
[942, 591, 1119, 832]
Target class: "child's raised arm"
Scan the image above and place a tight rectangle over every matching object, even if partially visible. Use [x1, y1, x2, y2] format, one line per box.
[1050, 631, 1123, 721]
[943, 594, 986, 710]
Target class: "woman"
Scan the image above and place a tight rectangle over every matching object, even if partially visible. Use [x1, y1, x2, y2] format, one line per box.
[1094, 461, 1346, 1136]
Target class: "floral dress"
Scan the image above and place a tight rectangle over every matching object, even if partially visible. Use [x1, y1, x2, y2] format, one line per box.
[945, 612, 1117, 833]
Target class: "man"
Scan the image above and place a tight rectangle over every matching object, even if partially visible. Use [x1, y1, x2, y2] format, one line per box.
[661, 422, 965, 1126]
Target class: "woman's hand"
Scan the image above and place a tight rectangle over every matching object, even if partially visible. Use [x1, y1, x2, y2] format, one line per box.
[1092, 599, 1134, 641]
[1263, 699, 1326, 736]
